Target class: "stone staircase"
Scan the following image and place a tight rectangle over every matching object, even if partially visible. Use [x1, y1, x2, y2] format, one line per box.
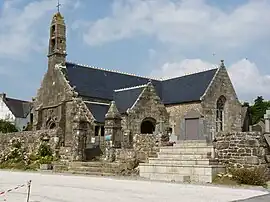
[53, 161, 138, 176]
[67, 162, 122, 176]
[139, 140, 225, 183]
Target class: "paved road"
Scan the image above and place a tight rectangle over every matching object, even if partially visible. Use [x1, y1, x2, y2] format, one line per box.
[0, 171, 269, 202]
[234, 193, 270, 202]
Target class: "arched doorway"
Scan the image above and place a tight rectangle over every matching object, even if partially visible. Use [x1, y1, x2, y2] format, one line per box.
[141, 118, 156, 134]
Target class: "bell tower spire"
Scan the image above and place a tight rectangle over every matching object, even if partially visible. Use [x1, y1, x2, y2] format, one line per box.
[48, 0, 67, 69]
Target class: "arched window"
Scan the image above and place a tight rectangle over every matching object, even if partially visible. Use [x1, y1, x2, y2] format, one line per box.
[216, 95, 226, 132]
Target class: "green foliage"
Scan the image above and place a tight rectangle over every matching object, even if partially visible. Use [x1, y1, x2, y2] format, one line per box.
[229, 166, 269, 187]
[39, 156, 54, 164]
[250, 96, 270, 125]
[0, 139, 56, 170]
[0, 119, 18, 133]
[37, 142, 53, 158]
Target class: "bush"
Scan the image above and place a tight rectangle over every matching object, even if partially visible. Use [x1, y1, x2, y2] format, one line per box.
[39, 156, 53, 164]
[0, 120, 18, 133]
[37, 142, 53, 157]
[230, 166, 269, 186]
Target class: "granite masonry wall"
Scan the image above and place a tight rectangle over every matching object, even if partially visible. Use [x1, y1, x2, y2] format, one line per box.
[0, 129, 59, 157]
[125, 83, 169, 138]
[215, 132, 270, 168]
[115, 133, 160, 162]
[166, 102, 202, 139]
[201, 65, 242, 139]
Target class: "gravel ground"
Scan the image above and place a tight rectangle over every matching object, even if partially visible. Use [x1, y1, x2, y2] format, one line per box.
[0, 171, 269, 202]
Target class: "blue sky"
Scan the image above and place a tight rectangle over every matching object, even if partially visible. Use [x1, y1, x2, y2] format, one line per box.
[0, 0, 270, 102]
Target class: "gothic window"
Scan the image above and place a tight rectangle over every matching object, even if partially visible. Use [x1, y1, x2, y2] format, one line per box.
[216, 95, 226, 132]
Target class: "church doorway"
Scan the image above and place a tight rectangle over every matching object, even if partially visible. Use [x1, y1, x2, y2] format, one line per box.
[141, 118, 156, 134]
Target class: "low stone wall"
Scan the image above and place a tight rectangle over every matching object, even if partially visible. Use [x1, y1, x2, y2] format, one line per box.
[215, 132, 270, 168]
[0, 129, 59, 157]
[115, 149, 136, 162]
[132, 134, 160, 162]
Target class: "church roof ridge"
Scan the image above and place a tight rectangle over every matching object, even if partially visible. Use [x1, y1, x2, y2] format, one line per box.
[114, 84, 148, 92]
[160, 66, 218, 81]
[66, 61, 161, 81]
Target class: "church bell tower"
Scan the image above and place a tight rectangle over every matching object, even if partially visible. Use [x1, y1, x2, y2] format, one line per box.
[48, 4, 67, 69]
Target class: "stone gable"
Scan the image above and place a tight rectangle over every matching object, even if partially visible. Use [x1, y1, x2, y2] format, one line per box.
[201, 65, 242, 138]
[125, 82, 169, 136]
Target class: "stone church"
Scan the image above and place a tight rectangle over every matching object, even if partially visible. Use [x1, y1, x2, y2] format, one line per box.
[32, 11, 248, 160]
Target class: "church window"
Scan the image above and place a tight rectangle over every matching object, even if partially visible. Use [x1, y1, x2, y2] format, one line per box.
[95, 126, 99, 136]
[216, 95, 226, 132]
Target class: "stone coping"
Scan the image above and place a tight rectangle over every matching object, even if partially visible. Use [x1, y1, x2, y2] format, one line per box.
[148, 158, 217, 161]
[139, 163, 225, 168]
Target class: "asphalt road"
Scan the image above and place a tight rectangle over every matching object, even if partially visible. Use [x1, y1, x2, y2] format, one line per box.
[234, 193, 270, 202]
[0, 171, 269, 202]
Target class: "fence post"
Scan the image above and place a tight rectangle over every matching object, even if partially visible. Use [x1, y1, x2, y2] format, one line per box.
[26, 180, 32, 202]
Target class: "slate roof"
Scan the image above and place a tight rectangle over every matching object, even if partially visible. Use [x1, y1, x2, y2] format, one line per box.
[113, 85, 146, 113]
[84, 102, 109, 123]
[65, 62, 218, 121]
[4, 97, 32, 118]
[65, 62, 162, 100]
[161, 69, 218, 104]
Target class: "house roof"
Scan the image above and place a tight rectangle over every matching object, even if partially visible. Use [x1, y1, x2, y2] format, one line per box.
[113, 85, 146, 113]
[65, 62, 218, 105]
[84, 102, 109, 123]
[4, 97, 32, 118]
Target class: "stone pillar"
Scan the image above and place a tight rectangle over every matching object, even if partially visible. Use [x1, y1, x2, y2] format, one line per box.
[264, 110, 270, 147]
[104, 101, 122, 148]
[264, 110, 270, 133]
[71, 108, 88, 161]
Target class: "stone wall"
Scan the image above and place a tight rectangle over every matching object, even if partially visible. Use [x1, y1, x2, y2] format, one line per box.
[132, 134, 160, 161]
[125, 82, 169, 138]
[166, 102, 202, 139]
[215, 132, 270, 168]
[0, 129, 59, 157]
[201, 65, 242, 138]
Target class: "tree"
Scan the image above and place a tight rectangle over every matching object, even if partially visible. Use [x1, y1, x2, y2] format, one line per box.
[250, 96, 270, 125]
[0, 119, 18, 133]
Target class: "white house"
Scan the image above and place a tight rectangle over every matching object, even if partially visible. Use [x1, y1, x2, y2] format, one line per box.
[0, 93, 32, 131]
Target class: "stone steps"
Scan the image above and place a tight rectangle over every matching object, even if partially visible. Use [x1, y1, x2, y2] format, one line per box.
[148, 158, 218, 165]
[68, 166, 120, 174]
[69, 162, 121, 169]
[159, 146, 214, 153]
[173, 140, 210, 146]
[66, 171, 118, 176]
[158, 152, 212, 159]
[139, 141, 225, 183]
[139, 163, 224, 183]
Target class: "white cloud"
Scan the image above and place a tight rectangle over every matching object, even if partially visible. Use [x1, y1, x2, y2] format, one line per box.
[0, 0, 73, 59]
[151, 59, 270, 101]
[82, 0, 270, 48]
